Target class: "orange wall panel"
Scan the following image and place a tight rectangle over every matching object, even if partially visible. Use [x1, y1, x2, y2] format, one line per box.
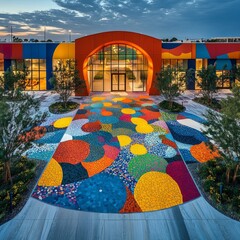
[75, 31, 162, 95]
[11, 44, 23, 59]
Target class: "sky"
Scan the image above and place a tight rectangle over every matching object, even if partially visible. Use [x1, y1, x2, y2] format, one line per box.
[0, 0, 240, 42]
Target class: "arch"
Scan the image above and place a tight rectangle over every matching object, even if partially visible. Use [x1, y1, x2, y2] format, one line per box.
[84, 41, 151, 92]
[75, 31, 162, 95]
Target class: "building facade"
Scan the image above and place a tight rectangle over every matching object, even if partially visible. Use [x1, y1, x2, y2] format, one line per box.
[0, 31, 240, 95]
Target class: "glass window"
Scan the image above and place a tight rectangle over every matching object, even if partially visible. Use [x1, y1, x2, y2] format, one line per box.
[11, 59, 46, 91]
[0, 58, 4, 77]
[87, 44, 148, 92]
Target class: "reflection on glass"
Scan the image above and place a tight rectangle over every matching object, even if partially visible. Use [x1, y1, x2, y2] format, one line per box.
[11, 59, 46, 90]
[87, 44, 148, 92]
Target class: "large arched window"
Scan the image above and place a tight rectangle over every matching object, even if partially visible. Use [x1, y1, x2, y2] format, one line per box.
[87, 44, 148, 92]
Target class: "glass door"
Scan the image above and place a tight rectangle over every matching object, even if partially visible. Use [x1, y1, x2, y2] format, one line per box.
[111, 73, 126, 91]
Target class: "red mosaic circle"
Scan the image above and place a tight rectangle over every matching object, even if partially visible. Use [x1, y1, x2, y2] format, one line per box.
[53, 140, 90, 164]
[81, 121, 102, 132]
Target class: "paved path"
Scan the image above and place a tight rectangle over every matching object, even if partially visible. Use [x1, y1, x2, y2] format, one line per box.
[1, 90, 239, 240]
[0, 197, 239, 240]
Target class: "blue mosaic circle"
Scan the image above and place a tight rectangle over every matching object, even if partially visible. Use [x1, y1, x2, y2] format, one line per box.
[76, 173, 127, 213]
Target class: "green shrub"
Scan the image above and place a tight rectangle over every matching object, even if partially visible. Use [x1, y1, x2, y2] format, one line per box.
[49, 101, 79, 114]
[0, 157, 37, 219]
[198, 159, 240, 217]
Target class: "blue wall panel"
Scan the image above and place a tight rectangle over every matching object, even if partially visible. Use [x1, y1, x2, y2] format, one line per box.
[196, 44, 210, 59]
[23, 43, 47, 59]
[162, 43, 182, 49]
[215, 59, 232, 70]
[38, 44, 47, 59]
[46, 43, 59, 90]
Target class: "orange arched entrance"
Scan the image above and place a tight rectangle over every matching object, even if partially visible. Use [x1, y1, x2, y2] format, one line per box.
[75, 31, 162, 95]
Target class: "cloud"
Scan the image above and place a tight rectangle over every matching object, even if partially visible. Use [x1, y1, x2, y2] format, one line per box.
[0, 0, 239, 41]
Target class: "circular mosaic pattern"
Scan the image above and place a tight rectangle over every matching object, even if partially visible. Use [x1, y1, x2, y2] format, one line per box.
[117, 135, 132, 147]
[103, 102, 112, 107]
[81, 121, 102, 132]
[130, 144, 147, 155]
[134, 172, 183, 211]
[131, 117, 148, 125]
[121, 108, 136, 115]
[53, 117, 73, 129]
[38, 158, 63, 186]
[102, 109, 113, 116]
[136, 124, 153, 134]
[92, 97, 105, 102]
[166, 161, 200, 202]
[32, 95, 201, 214]
[53, 140, 90, 164]
[128, 154, 168, 180]
[76, 173, 127, 213]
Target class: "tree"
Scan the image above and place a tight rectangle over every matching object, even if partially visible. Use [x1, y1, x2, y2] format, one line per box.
[197, 65, 219, 103]
[12, 36, 23, 42]
[170, 37, 178, 42]
[155, 66, 186, 108]
[0, 94, 47, 184]
[229, 64, 240, 84]
[0, 66, 29, 99]
[203, 85, 240, 184]
[49, 60, 85, 108]
[221, 84, 240, 119]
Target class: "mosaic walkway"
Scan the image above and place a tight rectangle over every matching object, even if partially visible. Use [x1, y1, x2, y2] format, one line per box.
[27, 95, 219, 213]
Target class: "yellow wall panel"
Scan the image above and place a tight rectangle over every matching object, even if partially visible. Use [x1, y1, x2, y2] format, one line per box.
[162, 52, 192, 59]
[53, 43, 75, 59]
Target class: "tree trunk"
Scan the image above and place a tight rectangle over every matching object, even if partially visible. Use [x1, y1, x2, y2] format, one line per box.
[226, 168, 230, 184]
[4, 161, 12, 185]
[169, 99, 173, 109]
[233, 164, 239, 184]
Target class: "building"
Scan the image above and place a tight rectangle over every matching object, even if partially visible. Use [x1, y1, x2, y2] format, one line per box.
[0, 31, 240, 95]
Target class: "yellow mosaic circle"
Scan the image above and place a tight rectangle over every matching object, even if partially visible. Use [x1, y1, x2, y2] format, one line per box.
[136, 124, 153, 134]
[103, 102, 112, 107]
[130, 144, 147, 155]
[134, 172, 183, 211]
[92, 97, 105, 102]
[117, 135, 132, 147]
[131, 117, 148, 125]
[38, 158, 63, 187]
[121, 108, 136, 115]
[112, 97, 126, 102]
[53, 117, 73, 129]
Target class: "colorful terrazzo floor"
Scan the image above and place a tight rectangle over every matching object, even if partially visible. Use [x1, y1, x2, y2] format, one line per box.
[29, 95, 219, 213]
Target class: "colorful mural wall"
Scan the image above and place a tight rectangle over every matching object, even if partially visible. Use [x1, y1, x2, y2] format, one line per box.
[0, 31, 240, 94]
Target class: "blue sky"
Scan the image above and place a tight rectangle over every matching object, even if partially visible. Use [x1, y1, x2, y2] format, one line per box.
[0, 0, 239, 41]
